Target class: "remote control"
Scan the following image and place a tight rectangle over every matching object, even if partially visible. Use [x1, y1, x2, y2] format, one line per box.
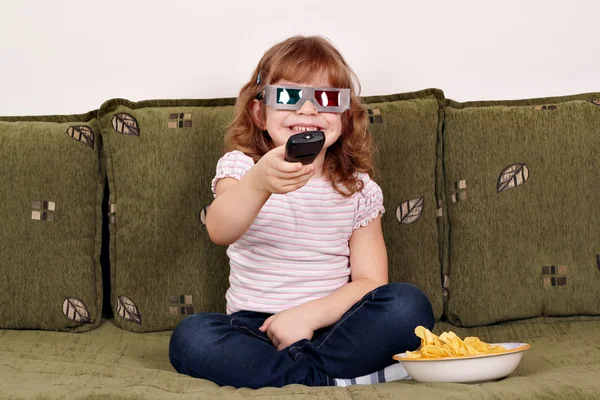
[284, 131, 325, 165]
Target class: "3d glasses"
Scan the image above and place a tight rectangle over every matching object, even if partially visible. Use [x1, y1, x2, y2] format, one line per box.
[258, 85, 351, 113]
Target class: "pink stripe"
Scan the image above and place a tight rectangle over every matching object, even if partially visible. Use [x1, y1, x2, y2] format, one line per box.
[279, 190, 347, 198]
[239, 234, 348, 252]
[267, 198, 354, 211]
[231, 271, 350, 283]
[229, 250, 348, 268]
[218, 163, 252, 173]
[230, 248, 311, 264]
[258, 209, 353, 221]
[230, 282, 349, 295]
[214, 161, 382, 314]
[232, 242, 349, 263]
[266, 197, 353, 208]
[231, 272, 347, 284]
[220, 152, 254, 167]
[253, 217, 351, 230]
[214, 171, 243, 179]
[218, 158, 253, 169]
[231, 273, 349, 287]
[286, 187, 338, 194]
[218, 158, 253, 168]
[247, 225, 347, 239]
[230, 256, 349, 272]
[231, 259, 350, 276]
[230, 247, 338, 262]
[229, 287, 339, 299]
[227, 291, 323, 308]
[232, 275, 351, 285]
[242, 230, 347, 247]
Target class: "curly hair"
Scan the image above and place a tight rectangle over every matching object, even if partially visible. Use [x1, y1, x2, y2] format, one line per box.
[224, 35, 375, 197]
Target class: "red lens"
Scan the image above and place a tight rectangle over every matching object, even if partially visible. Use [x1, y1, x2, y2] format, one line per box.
[315, 90, 340, 107]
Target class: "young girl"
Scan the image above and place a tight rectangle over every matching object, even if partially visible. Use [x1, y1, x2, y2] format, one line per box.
[169, 35, 435, 389]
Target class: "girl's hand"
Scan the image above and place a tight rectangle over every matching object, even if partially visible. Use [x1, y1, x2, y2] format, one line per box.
[258, 306, 317, 350]
[255, 145, 315, 194]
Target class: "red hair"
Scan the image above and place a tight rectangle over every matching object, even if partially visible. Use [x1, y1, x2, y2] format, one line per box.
[225, 35, 375, 197]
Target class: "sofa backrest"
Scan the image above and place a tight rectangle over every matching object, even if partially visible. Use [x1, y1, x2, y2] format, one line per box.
[96, 91, 447, 332]
[0, 112, 104, 332]
[443, 93, 600, 326]
[363, 90, 446, 321]
[98, 98, 235, 332]
[2, 90, 599, 332]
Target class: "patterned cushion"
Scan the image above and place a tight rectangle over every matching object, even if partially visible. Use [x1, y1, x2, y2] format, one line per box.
[0, 112, 105, 331]
[98, 98, 235, 332]
[98, 90, 447, 331]
[364, 89, 446, 320]
[443, 94, 600, 326]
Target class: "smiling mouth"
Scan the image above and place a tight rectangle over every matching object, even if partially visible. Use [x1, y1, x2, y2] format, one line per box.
[288, 126, 322, 132]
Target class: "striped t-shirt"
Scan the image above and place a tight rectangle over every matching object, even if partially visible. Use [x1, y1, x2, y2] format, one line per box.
[211, 150, 385, 315]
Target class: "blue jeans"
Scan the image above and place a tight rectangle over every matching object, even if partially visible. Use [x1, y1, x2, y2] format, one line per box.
[169, 283, 435, 388]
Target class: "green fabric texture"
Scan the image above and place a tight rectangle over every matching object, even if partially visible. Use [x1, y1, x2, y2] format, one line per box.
[2, 316, 600, 399]
[98, 98, 236, 332]
[363, 89, 446, 320]
[0, 112, 105, 332]
[443, 93, 600, 326]
[98, 90, 447, 332]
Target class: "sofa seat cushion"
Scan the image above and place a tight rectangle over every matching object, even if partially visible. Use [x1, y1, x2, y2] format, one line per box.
[1, 317, 599, 399]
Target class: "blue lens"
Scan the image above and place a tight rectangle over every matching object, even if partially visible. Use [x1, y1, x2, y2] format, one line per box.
[276, 88, 302, 105]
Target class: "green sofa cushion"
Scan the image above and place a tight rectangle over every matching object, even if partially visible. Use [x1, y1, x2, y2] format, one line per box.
[0, 112, 105, 332]
[443, 93, 600, 326]
[364, 89, 446, 320]
[98, 98, 235, 332]
[99, 90, 447, 332]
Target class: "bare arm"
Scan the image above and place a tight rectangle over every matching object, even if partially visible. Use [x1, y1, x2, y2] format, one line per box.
[301, 214, 388, 329]
[205, 168, 271, 245]
[206, 146, 315, 245]
[259, 215, 388, 349]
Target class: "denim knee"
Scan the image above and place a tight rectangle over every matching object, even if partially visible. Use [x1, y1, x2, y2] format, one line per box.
[169, 313, 229, 374]
[376, 283, 435, 331]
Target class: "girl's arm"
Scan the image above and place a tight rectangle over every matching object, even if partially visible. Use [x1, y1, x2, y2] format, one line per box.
[301, 214, 388, 329]
[259, 215, 388, 348]
[205, 167, 271, 245]
[206, 147, 315, 245]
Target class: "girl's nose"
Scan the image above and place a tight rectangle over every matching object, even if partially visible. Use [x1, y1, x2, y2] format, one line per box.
[296, 99, 318, 115]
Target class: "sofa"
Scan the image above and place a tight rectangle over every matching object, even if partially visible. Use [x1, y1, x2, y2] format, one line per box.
[1, 88, 599, 399]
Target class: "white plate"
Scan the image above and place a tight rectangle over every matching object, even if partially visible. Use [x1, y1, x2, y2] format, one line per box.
[392, 342, 530, 383]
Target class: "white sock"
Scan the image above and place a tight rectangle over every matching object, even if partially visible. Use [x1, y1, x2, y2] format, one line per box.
[333, 362, 411, 386]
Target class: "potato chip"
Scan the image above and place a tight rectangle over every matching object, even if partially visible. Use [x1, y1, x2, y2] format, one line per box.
[421, 345, 451, 357]
[404, 350, 421, 359]
[464, 337, 505, 353]
[396, 326, 509, 359]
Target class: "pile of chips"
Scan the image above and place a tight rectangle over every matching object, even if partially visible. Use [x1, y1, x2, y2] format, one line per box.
[398, 326, 508, 359]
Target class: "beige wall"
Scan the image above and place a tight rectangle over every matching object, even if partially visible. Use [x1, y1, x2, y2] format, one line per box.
[0, 0, 598, 115]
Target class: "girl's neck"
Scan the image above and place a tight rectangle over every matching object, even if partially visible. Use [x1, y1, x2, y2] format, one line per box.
[310, 152, 326, 179]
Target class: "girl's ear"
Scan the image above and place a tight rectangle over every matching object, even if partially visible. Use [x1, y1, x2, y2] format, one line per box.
[249, 99, 266, 130]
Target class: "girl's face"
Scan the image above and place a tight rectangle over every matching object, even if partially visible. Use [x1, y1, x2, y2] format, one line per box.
[251, 76, 343, 151]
